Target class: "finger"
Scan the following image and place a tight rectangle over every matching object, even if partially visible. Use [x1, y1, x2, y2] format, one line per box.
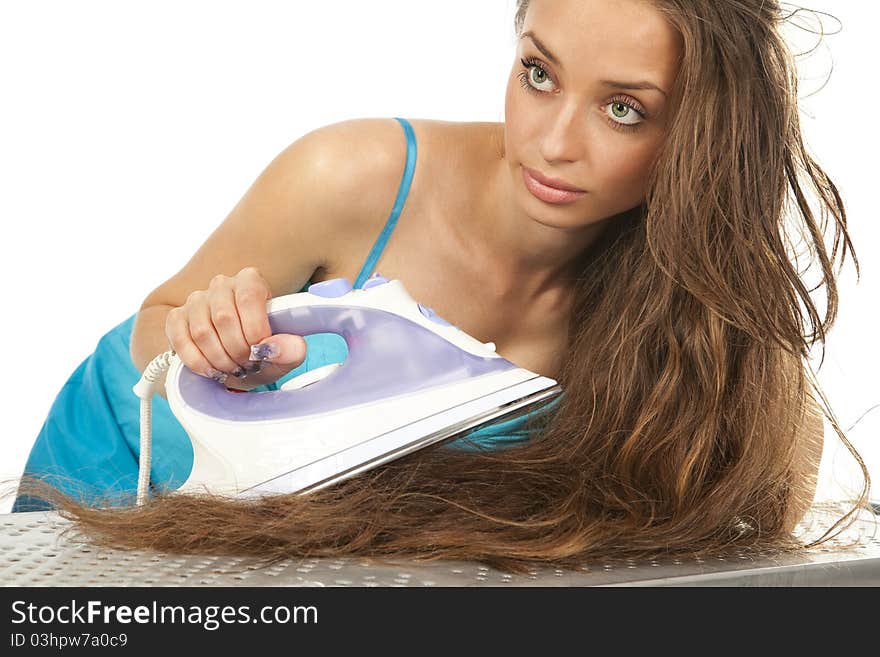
[207, 282, 256, 370]
[166, 307, 226, 380]
[187, 292, 244, 376]
[250, 334, 308, 367]
[233, 269, 273, 349]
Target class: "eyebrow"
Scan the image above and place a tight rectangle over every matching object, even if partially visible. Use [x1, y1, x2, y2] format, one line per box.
[520, 30, 668, 98]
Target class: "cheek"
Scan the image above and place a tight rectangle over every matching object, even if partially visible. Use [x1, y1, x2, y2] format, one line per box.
[593, 144, 653, 190]
[504, 77, 524, 132]
[588, 146, 655, 210]
[504, 81, 539, 161]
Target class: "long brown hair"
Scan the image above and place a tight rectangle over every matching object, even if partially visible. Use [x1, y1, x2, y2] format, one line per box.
[12, 0, 871, 574]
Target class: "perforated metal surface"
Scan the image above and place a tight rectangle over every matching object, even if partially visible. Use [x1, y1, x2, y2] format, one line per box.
[2, 502, 878, 586]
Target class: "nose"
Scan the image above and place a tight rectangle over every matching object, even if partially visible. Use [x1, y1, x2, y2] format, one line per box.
[538, 104, 587, 164]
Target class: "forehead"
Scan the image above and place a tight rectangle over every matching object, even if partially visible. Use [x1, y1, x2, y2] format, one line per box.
[522, 0, 681, 84]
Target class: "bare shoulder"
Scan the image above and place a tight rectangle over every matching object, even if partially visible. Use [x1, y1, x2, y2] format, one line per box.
[304, 116, 500, 217]
[284, 117, 419, 283]
[301, 115, 501, 217]
[302, 117, 503, 280]
[290, 117, 415, 230]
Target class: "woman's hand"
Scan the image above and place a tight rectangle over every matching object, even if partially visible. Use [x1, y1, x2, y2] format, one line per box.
[165, 266, 307, 388]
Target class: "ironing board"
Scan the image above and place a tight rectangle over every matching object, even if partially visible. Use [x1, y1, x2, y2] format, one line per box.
[1, 501, 877, 586]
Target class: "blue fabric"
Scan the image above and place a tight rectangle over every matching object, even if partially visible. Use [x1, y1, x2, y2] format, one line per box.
[11, 116, 560, 513]
[353, 117, 417, 290]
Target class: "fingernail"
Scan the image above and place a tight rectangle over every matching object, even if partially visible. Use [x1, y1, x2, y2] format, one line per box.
[250, 343, 280, 361]
[205, 367, 228, 383]
[243, 361, 264, 375]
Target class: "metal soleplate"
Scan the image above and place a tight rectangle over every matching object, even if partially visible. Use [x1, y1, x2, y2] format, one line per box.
[239, 378, 562, 497]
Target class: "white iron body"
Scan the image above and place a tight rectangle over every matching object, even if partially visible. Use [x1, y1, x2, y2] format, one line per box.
[164, 275, 561, 499]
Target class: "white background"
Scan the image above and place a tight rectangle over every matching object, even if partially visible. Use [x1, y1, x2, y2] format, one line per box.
[1, 1, 877, 514]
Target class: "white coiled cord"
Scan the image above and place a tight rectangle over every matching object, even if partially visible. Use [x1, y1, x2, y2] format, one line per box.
[131, 349, 177, 506]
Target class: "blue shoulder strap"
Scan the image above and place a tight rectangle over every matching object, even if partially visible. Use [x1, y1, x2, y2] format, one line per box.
[353, 117, 417, 289]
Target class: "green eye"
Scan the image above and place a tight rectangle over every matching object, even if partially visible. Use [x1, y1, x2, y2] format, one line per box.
[520, 57, 555, 92]
[606, 98, 646, 131]
[611, 102, 629, 118]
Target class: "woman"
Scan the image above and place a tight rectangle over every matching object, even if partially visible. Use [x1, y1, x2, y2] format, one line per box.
[12, 0, 869, 574]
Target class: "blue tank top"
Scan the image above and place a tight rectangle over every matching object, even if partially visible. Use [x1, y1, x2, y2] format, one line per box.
[12, 117, 561, 513]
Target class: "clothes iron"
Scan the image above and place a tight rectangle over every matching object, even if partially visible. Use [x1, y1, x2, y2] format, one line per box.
[139, 274, 562, 503]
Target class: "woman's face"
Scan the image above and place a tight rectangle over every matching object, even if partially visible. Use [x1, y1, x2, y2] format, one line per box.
[505, 0, 682, 228]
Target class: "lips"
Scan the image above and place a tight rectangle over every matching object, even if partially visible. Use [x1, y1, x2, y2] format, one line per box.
[521, 167, 587, 205]
[523, 166, 585, 192]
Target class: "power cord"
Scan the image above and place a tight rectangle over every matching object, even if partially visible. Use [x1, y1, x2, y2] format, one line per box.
[131, 349, 176, 506]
